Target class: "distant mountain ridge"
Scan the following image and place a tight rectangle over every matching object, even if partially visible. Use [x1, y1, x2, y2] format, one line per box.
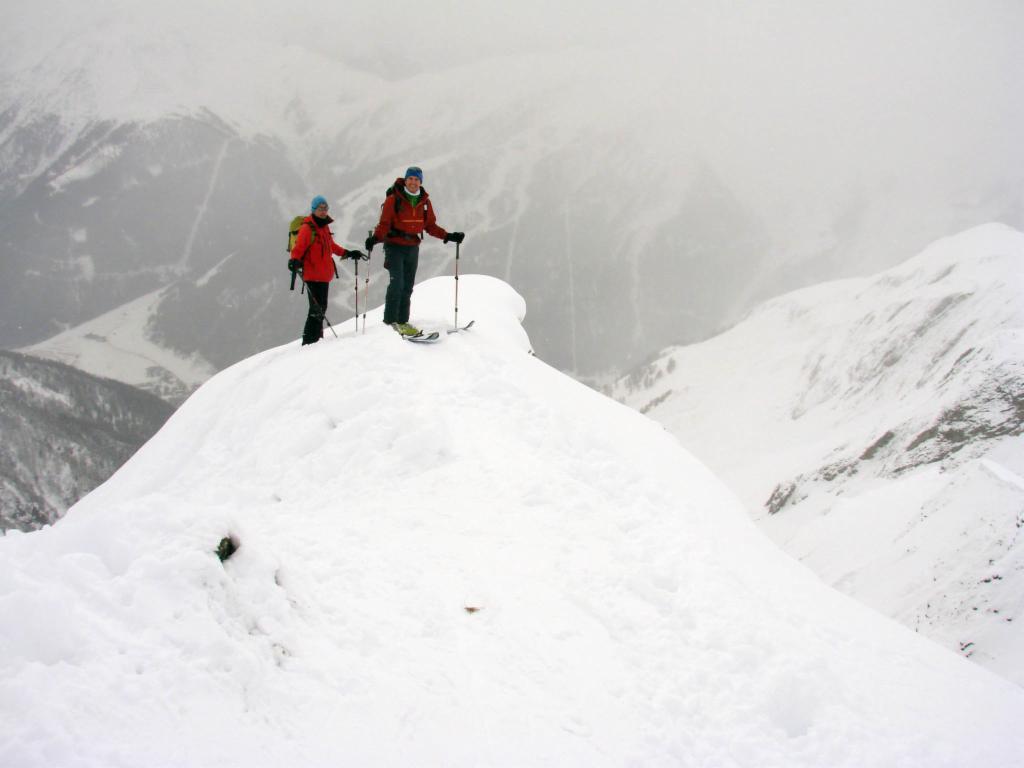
[0, 350, 173, 531]
[615, 224, 1024, 685]
[3, 4, 1021, 390]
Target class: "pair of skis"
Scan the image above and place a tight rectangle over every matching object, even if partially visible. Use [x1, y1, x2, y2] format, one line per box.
[401, 320, 475, 344]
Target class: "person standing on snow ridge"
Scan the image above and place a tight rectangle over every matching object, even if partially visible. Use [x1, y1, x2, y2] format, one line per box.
[365, 167, 464, 336]
[290, 195, 367, 345]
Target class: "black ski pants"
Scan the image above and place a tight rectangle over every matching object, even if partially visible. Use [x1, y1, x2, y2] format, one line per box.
[302, 281, 329, 345]
[383, 243, 419, 325]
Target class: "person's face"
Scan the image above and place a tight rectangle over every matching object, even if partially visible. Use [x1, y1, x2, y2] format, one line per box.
[314, 202, 329, 216]
[404, 176, 421, 194]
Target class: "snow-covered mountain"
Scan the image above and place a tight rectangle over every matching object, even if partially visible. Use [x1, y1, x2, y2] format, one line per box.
[1, 111, 307, 381]
[21, 287, 216, 403]
[1, 276, 1023, 767]
[0, 350, 173, 531]
[615, 223, 1024, 686]
[3, 2, 1022, 391]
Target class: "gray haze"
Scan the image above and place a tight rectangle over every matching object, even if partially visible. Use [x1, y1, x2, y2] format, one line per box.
[1, 0, 1022, 384]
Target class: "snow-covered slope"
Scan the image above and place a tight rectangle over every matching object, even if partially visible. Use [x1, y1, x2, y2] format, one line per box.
[616, 223, 1024, 686]
[21, 288, 215, 404]
[2, 276, 1023, 767]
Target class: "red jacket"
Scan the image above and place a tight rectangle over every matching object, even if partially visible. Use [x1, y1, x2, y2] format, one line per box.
[373, 179, 448, 246]
[291, 216, 349, 282]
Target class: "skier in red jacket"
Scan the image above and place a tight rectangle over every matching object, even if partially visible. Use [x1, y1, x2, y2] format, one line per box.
[289, 196, 366, 345]
[365, 167, 464, 336]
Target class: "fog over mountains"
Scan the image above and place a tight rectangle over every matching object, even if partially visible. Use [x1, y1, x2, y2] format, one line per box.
[2, 1, 1022, 389]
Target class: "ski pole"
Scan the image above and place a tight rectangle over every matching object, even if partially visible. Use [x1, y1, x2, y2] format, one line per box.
[364, 230, 374, 334]
[353, 255, 359, 334]
[453, 240, 461, 331]
[307, 288, 338, 339]
[362, 259, 370, 333]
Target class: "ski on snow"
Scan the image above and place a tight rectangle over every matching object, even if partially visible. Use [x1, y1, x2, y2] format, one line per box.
[397, 321, 474, 344]
[446, 320, 475, 334]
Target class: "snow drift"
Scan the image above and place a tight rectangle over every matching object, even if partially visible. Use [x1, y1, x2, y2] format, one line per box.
[2, 276, 1023, 767]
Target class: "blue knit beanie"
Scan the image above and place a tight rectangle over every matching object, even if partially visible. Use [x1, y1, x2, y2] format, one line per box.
[404, 167, 423, 182]
[311, 195, 328, 212]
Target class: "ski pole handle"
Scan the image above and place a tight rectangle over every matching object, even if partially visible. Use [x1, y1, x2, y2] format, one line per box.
[362, 231, 373, 334]
[454, 240, 460, 330]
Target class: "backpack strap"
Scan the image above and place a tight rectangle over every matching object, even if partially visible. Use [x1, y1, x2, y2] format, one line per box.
[385, 185, 402, 217]
[302, 221, 318, 256]
[386, 228, 423, 243]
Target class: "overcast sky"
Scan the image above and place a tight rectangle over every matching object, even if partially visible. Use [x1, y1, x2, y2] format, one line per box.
[3, 0, 1021, 241]
[2, 0, 1021, 373]
[5, 0, 1020, 227]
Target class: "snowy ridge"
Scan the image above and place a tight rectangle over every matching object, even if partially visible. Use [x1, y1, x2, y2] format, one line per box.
[2, 275, 1023, 766]
[616, 223, 1024, 686]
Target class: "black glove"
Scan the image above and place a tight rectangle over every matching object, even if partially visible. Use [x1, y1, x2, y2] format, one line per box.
[288, 258, 302, 273]
[364, 235, 379, 251]
[346, 250, 368, 261]
[444, 231, 465, 244]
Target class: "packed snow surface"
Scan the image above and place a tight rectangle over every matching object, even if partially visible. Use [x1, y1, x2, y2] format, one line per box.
[2, 276, 1023, 767]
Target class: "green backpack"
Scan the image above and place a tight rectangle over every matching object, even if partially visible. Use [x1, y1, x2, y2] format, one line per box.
[286, 216, 316, 290]
[287, 215, 316, 255]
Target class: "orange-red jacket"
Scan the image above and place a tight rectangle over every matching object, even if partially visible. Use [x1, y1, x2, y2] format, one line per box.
[291, 215, 348, 282]
[373, 179, 448, 246]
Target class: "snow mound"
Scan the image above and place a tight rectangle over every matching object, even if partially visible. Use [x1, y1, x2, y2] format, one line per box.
[2, 275, 1023, 767]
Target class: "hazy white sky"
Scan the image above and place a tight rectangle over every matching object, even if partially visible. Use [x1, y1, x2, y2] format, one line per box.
[3, 0, 1021, 243]
[1, 0, 1021, 373]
